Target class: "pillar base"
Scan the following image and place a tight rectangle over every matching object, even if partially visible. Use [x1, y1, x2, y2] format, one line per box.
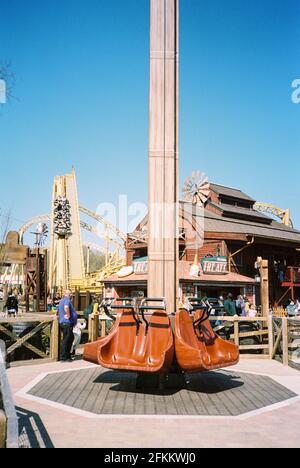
[136, 372, 186, 391]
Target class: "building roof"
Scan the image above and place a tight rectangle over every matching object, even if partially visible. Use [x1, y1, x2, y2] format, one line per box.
[203, 208, 300, 244]
[129, 183, 300, 246]
[104, 261, 255, 286]
[207, 201, 272, 224]
[209, 183, 255, 203]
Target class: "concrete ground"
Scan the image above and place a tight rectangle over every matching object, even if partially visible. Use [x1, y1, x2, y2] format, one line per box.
[7, 359, 300, 449]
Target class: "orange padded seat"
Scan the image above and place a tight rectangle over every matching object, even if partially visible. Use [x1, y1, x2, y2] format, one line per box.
[175, 309, 239, 373]
[194, 310, 239, 368]
[85, 307, 174, 374]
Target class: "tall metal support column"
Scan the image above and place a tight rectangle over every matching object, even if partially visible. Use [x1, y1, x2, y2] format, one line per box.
[148, 0, 179, 314]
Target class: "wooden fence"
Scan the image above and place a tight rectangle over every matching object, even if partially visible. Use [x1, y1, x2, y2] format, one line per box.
[272, 317, 300, 368]
[0, 314, 59, 366]
[209, 315, 273, 358]
[0, 311, 297, 370]
[88, 313, 274, 359]
[0, 341, 19, 448]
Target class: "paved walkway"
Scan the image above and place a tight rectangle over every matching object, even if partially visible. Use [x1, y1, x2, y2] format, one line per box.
[8, 359, 300, 448]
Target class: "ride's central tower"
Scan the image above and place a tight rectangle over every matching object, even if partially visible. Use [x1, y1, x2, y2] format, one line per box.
[148, 0, 179, 314]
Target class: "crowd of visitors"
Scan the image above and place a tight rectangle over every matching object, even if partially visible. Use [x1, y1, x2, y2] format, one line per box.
[286, 300, 300, 317]
[221, 294, 257, 318]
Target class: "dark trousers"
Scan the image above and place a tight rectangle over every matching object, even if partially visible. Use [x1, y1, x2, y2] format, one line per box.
[60, 324, 74, 360]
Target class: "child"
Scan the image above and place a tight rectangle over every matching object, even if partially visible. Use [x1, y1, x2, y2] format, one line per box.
[71, 319, 87, 357]
[248, 304, 257, 318]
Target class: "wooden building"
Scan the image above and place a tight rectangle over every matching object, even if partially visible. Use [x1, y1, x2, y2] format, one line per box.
[104, 184, 300, 306]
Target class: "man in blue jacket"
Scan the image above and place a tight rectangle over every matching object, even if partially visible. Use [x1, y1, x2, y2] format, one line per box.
[58, 290, 77, 362]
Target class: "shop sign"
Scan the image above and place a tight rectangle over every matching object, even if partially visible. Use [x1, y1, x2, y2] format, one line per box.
[201, 256, 228, 275]
[133, 261, 148, 275]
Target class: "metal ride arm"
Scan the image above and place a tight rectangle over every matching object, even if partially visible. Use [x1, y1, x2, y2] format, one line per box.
[100, 298, 117, 322]
[110, 297, 142, 334]
[187, 297, 211, 329]
[139, 298, 167, 334]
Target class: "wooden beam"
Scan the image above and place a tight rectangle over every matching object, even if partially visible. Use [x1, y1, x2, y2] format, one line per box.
[282, 317, 289, 366]
[148, 0, 179, 314]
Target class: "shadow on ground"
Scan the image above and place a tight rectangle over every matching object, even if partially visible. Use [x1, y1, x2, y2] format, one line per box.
[93, 370, 244, 396]
[17, 406, 54, 449]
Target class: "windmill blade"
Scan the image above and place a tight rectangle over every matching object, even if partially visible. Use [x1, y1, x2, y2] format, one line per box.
[182, 171, 210, 206]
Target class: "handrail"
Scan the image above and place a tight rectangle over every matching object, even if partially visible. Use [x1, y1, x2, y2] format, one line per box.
[208, 316, 268, 322]
[0, 341, 19, 448]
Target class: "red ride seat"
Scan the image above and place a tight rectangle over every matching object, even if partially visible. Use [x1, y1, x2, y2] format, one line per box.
[175, 309, 239, 373]
[194, 310, 239, 369]
[85, 307, 174, 374]
[83, 311, 122, 365]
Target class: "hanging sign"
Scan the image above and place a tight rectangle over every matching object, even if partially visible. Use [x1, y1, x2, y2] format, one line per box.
[133, 261, 148, 275]
[201, 256, 228, 275]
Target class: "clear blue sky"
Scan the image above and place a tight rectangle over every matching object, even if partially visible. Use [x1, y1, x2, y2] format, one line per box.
[0, 0, 300, 240]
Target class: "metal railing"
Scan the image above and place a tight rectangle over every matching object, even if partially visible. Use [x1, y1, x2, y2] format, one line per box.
[0, 340, 19, 448]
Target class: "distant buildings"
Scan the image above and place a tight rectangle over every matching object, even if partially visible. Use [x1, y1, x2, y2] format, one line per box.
[104, 183, 300, 306]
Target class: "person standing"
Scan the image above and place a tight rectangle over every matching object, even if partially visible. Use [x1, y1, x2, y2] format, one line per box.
[286, 300, 297, 318]
[224, 294, 236, 317]
[236, 295, 246, 317]
[58, 290, 77, 362]
[224, 294, 237, 340]
[5, 292, 18, 317]
[295, 300, 300, 316]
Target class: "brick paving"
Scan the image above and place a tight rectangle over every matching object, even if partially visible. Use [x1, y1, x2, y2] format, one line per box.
[7, 359, 300, 448]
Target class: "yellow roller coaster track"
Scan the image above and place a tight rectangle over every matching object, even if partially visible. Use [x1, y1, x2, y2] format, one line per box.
[254, 202, 293, 228]
[19, 206, 125, 292]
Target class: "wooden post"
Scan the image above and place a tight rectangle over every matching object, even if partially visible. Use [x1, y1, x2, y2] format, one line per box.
[86, 290, 91, 309]
[74, 288, 80, 311]
[50, 317, 60, 361]
[272, 326, 283, 360]
[148, 0, 179, 314]
[234, 320, 239, 347]
[88, 314, 94, 342]
[282, 317, 289, 366]
[94, 314, 99, 341]
[260, 259, 269, 316]
[88, 314, 99, 342]
[101, 318, 106, 338]
[268, 313, 274, 359]
[0, 411, 6, 449]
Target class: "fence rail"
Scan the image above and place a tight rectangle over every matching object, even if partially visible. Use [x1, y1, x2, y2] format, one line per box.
[88, 313, 274, 359]
[272, 317, 300, 368]
[0, 340, 19, 448]
[0, 313, 59, 365]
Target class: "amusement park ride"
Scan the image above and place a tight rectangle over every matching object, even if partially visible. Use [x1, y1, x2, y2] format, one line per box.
[0, 0, 294, 384]
[84, 0, 240, 381]
[17, 169, 126, 295]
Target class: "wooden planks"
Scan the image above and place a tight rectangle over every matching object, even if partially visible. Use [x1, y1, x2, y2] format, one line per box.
[29, 368, 297, 417]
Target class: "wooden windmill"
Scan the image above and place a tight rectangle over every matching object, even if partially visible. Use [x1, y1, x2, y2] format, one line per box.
[183, 171, 210, 276]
